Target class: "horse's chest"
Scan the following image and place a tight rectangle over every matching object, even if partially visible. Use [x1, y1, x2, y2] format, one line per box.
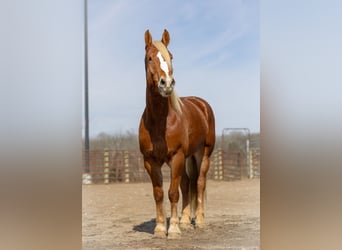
[139, 114, 186, 161]
[142, 130, 183, 162]
[156, 136, 182, 159]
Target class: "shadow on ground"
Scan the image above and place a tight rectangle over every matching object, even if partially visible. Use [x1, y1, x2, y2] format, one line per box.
[132, 218, 156, 234]
[133, 217, 181, 235]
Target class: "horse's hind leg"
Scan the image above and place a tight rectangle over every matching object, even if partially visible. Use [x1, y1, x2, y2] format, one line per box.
[194, 147, 211, 227]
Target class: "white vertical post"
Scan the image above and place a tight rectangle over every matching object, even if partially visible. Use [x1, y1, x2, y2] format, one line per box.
[246, 139, 251, 178]
[82, 173, 92, 184]
[249, 150, 254, 179]
[218, 148, 223, 180]
[214, 150, 218, 180]
[124, 150, 130, 183]
[104, 148, 109, 184]
[82, 150, 92, 185]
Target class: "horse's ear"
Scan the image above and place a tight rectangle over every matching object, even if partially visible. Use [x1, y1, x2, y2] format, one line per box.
[145, 29, 152, 48]
[161, 29, 170, 47]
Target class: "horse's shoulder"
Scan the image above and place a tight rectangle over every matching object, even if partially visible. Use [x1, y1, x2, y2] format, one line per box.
[138, 114, 153, 153]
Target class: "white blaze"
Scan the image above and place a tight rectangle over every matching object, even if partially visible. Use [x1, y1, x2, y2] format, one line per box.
[157, 51, 169, 77]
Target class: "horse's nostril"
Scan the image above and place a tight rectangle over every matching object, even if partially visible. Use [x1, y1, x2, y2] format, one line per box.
[160, 79, 166, 86]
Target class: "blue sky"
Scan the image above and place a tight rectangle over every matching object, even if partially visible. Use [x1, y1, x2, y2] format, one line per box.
[85, 0, 259, 137]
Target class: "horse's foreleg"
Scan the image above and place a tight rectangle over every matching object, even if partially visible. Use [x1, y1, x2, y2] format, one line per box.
[167, 151, 185, 237]
[144, 160, 166, 237]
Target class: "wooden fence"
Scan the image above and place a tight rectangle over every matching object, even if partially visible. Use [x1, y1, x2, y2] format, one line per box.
[82, 148, 260, 184]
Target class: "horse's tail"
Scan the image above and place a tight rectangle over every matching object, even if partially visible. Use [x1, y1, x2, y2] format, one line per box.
[186, 156, 198, 218]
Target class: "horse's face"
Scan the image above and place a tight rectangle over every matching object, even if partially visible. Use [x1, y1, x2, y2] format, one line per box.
[144, 29, 175, 97]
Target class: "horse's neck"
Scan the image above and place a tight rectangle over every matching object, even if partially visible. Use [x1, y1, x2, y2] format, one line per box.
[145, 88, 170, 125]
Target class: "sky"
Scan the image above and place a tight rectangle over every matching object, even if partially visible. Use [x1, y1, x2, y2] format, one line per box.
[85, 0, 259, 137]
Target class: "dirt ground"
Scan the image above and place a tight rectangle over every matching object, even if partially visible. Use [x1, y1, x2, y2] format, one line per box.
[82, 179, 260, 250]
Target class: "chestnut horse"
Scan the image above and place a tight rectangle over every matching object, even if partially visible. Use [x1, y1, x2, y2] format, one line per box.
[139, 29, 215, 238]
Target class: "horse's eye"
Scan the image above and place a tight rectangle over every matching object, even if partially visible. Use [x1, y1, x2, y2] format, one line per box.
[148, 57, 152, 61]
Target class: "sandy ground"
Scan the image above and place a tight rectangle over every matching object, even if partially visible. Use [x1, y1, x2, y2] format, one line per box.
[82, 179, 259, 250]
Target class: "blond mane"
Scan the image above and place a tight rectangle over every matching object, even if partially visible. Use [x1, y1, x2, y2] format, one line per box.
[170, 90, 183, 114]
[153, 41, 183, 114]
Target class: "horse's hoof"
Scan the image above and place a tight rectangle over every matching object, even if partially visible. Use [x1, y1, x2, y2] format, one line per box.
[195, 218, 206, 229]
[180, 215, 191, 224]
[168, 231, 181, 239]
[195, 216, 206, 229]
[179, 222, 193, 230]
[153, 224, 167, 238]
[153, 231, 167, 239]
[167, 224, 181, 239]
[195, 222, 206, 229]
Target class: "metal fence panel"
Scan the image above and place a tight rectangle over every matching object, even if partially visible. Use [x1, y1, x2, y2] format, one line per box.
[82, 148, 260, 184]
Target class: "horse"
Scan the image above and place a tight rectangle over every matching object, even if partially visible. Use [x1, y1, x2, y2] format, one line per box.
[139, 29, 216, 238]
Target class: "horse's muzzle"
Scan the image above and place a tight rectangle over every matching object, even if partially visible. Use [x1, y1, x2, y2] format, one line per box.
[159, 86, 173, 97]
[158, 77, 175, 97]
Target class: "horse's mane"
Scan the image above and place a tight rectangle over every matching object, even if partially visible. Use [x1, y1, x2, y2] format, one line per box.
[170, 90, 183, 114]
[152, 41, 183, 114]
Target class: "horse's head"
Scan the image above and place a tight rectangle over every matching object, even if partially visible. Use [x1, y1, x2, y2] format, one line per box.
[144, 29, 175, 97]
